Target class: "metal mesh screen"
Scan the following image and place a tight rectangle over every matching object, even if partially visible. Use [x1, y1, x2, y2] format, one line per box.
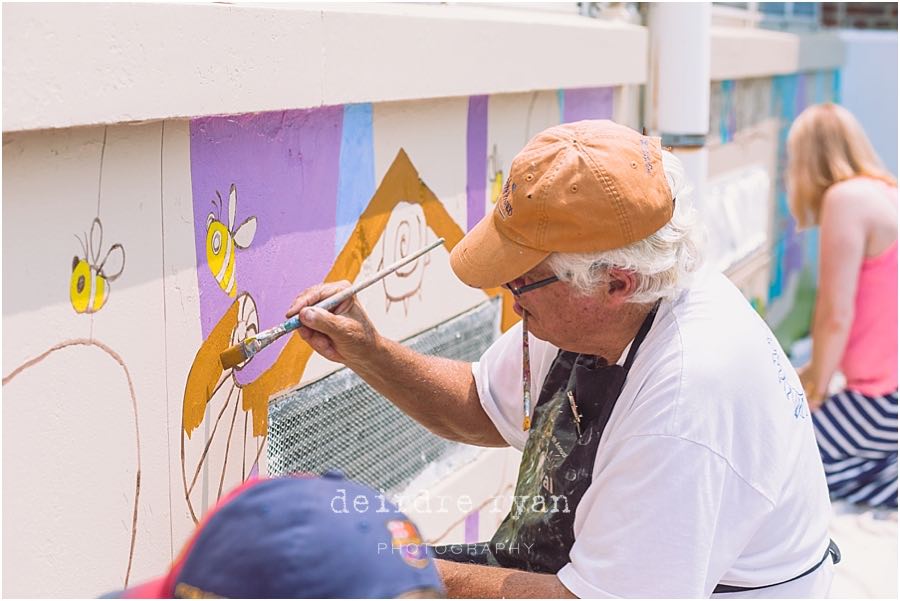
[267, 297, 501, 494]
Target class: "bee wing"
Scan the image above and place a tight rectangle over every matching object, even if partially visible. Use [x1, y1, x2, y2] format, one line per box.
[74, 233, 88, 259]
[232, 216, 257, 249]
[228, 184, 238, 231]
[90, 218, 103, 265]
[98, 243, 126, 281]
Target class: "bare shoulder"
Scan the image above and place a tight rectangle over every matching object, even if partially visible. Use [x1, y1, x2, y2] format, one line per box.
[822, 178, 893, 221]
[821, 178, 897, 256]
[820, 179, 867, 222]
[823, 177, 875, 202]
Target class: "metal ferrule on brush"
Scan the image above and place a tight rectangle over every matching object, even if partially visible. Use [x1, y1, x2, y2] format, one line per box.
[244, 322, 289, 361]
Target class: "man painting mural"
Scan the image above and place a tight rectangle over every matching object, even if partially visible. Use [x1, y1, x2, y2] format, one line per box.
[288, 121, 838, 598]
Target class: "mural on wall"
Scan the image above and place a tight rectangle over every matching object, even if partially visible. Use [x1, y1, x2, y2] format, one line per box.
[181, 87, 619, 520]
[180, 292, 265, 523]
[379, 201, 432, 314]
[183, 145, 514, 436]
[488, 144, 504, 205]
[3, 125, 143, 591]
[709, 77, 773, 145]
[558, 86, 615, 123]
[182, 145, 514, 516]
[3, 339, 143, 583]
[767, 70, 840, 346]
[70, 218, 126, 314]
[204, 185, 257, 298]
[467, 95, 489, 231]
[182, 107, 343, 520]
[3, 85, 628, 592]
[710, 70, 839, 347]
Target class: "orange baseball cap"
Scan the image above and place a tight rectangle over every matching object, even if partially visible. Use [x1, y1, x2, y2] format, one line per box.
[450, 120, 674, 289]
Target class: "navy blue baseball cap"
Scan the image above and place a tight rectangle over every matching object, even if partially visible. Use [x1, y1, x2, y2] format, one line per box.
[105, 474, 444, 598]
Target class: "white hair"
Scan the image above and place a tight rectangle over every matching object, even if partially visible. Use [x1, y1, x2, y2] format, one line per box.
[545, 150, 705, 303]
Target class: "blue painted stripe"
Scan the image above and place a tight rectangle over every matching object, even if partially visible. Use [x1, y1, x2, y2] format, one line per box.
[814, 71, 827, 104]
[832, 69, 842, 104]
[720, 80, 735, 144]
[336, 103, 375, 255]
[557, 89, 565, 123]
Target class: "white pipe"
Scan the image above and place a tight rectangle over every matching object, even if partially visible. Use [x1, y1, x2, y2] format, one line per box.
[648, 2, 712, 137]
[647, 3, 711, 211]
[674, 147, 709, 215]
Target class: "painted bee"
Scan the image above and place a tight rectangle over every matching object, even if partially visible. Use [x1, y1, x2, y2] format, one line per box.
[70, 217, 125, 314]
[206, 184, 257, 298]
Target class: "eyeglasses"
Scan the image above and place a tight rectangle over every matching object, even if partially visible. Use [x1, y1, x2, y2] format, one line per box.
[504, 275, 560, 297]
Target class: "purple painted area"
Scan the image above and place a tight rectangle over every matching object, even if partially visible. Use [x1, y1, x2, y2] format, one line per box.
[464, 511, 479, 544]
[190, 108, 343, 383]
[466, 95, 489, 231]
[563, 87, 614, 122]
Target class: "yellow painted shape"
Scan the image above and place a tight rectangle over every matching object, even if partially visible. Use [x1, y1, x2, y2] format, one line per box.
[490, 170, 504, 204]
[185, 149, 520, 438]
[70, 259, 91, 314]
[206, 221, 236, 296]
[222, 235, 236, 297]
[182, 299, 240, 438]
[93, 275, 107, 312]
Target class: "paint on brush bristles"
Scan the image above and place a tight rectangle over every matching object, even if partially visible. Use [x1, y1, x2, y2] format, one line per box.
[220, 342, 250, 370]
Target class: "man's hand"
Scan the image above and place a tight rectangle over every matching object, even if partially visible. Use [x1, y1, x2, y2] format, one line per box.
[286, 281, 380, 366]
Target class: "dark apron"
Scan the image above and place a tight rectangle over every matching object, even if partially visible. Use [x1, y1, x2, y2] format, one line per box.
[431, 301, 840, 593]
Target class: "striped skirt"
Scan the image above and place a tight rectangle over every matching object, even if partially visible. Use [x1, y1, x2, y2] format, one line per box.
[812, 389, 898, 509]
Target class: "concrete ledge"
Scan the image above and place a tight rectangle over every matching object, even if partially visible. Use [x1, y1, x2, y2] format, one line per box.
[711, 26, 844, 81]
[711, 26, 799, 80]
[797, 31, 845, 72]
[2, 2, 647, 132]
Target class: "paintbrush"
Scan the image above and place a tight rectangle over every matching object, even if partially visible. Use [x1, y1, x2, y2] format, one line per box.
[219, 238, 446, 370]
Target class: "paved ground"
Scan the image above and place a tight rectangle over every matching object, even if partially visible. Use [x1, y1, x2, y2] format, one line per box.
[828, 501, 898, 599]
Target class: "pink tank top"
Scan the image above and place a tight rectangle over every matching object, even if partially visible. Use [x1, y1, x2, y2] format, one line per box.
[840, 238, 898, 396]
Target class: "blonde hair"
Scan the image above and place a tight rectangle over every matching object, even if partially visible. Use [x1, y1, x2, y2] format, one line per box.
[787, 103, 896, 229]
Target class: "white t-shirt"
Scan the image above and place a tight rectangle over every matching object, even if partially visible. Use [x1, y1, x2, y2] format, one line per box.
[473, 270, 834, 598]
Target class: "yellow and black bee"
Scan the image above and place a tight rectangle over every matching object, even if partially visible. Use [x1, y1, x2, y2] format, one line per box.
[206, 184, 257, 298]
[70, 217, 125, 314]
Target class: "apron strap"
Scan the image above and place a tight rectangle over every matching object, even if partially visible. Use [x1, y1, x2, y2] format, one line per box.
[622, 299, 661, 372]
[713, 539, 841, 594]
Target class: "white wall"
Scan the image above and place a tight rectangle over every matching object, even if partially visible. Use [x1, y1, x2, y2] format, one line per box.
[838, 29, 899, 176]
[2, 122, 200, 597]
